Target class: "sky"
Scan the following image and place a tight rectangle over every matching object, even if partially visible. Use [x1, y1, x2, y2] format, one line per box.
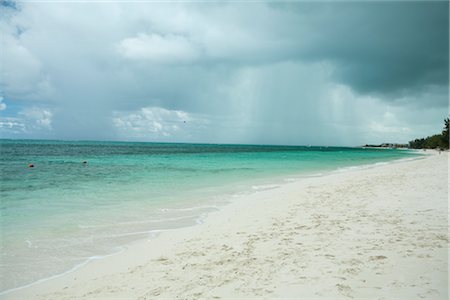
[0, 0, 448, 146]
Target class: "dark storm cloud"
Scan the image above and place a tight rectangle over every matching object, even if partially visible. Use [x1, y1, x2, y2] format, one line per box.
[271, 1, 448, 98]
[328, 2, 448, 97]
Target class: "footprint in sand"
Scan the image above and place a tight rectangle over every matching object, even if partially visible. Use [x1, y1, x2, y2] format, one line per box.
[336, 283, 353, 297]
[369, 255, 387, 261]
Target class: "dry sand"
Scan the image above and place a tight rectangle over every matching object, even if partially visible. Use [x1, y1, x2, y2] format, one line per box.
[3, 152, 448, 299]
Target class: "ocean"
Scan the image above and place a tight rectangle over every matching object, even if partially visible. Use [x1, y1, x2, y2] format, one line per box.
[0, 139, 419, 293]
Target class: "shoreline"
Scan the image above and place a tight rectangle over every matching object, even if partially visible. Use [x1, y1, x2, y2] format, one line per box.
[0, 152, 423, 295]
[3, 152, 448, 299]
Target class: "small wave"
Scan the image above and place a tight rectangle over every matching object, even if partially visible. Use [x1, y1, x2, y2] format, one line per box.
[284, 178, 298, 182]
[334, 165, 364, 173]
[251, 184, 281, 191]
[158, 205, 219, 213]
[24, 239, 38, 249]
[195, 214, 208, 225]
[333, 155, 423, 174]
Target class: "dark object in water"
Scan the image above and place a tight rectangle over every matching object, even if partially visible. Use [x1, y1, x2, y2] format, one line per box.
[28, 164, 34, 168]
[82, 161, 88, 164]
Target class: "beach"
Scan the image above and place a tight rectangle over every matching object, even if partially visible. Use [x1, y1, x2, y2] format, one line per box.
[3, 152, 448, 299]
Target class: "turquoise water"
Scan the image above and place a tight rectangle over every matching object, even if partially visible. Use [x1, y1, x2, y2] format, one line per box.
[0, 139, 419, 292]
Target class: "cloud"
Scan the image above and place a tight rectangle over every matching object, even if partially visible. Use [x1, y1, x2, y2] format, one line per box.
[0, 106, 53, 137]
[0, 1, 448, 145]
[0, 117, 25, 133]
[117, 33, 200, 64]
[112, 106, 209, 142]
[271, 2, 449, 97]
[0, 97, 6, 111]
[19, 106, 53, 130]
[0, 34, 54, 101]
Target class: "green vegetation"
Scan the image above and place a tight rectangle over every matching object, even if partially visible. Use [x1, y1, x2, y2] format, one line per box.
[409, 118, 449, 149]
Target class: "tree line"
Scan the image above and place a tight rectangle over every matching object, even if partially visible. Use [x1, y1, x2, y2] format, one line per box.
[408, 118, 449, 149]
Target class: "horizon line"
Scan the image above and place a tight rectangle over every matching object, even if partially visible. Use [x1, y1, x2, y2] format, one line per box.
[0, 137, 388, 148]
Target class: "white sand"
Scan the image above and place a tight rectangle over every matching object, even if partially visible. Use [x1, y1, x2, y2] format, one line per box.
[4, 153, 448, 299]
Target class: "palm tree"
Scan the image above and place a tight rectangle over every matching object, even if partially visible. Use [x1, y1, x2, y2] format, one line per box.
[442, 118, 449, 149]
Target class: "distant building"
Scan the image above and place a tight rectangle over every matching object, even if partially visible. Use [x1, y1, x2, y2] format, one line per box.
[363, 143, 409, 148]
[381, 143, 409, 148]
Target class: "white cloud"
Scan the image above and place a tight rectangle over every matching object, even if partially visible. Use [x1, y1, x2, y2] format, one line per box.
[0, 35, 54, 101]
[0, 117, 25, 133]
[0, 106, 53, 137]
[0, 97, 6, 111]
[112, 106, 208, 141]
[18, 107, 53, 130]
[117, 33, 200, 64]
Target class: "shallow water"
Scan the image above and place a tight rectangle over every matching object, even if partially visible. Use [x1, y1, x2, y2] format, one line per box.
[0, 140, 418, 292]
